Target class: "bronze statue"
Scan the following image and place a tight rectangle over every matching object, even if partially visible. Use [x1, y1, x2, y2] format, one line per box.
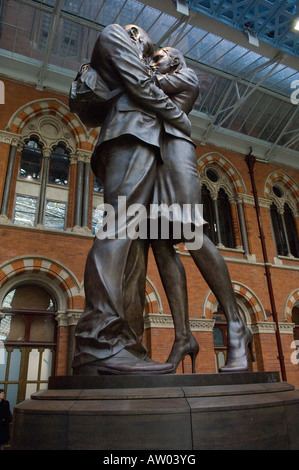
[72, 24, 191, 375]
[71, 24, 253, 376]
[148, 47, 255, 372]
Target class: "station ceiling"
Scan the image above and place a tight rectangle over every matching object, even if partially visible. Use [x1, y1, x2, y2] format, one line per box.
[1, 0, 299, 169]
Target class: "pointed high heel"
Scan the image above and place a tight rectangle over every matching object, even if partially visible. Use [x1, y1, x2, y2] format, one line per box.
[167, 333, 199, 373]
[219, 326, 255, 373]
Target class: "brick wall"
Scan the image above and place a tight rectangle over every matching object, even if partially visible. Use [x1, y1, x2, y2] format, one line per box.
[0, 77, 299, 388]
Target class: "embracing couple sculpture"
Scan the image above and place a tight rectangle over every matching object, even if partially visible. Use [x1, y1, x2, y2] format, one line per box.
[71, 23, 255, 376]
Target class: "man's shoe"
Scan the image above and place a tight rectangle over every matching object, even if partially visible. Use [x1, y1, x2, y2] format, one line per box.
[73, 349, 175, 375]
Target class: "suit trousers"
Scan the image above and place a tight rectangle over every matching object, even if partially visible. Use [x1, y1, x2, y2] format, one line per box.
[73, 136, 157, 367]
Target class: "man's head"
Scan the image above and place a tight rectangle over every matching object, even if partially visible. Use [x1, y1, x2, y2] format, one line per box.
[152, 47, 186, 74]
[123, 24, 154, 63]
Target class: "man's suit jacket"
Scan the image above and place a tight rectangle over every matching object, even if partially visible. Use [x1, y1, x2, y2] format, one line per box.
[89, 24, 193, 167]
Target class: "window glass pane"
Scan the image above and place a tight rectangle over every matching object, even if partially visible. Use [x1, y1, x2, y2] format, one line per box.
[40, 349, 53, 381]
[8, 348, 21, 381]
[48, 146, 69, 186]
[93, 176, 104, 193]
[215, 351, 226, 369]
[270, 203, 288, 256]
[14, 195, 37, 226]
[217, 189, 235, 248]
[213, 327, 224, 346]
[19, 140, 42, 181]
[27, 349, 40, 381]
[3, 285, 55, 311]
[30, 317, 55, 343]
[44, 201, 66, 231]
[92, 207, 105, 235]
[0, 349, 8, 382]
[0, 315, 25, 342]
[202, 185, 217, 244]
[25, 383, 37, 400]
[6, 383, 18, 410]
[60, 18, 80, 58]
[284, 204, 299, 258]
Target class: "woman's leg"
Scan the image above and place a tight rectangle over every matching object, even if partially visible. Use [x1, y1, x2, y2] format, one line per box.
[151, 239, 199, 371]
[188, 234, 254, 371]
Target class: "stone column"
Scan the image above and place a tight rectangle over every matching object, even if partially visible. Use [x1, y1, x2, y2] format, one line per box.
[211, 191, 222, 246]
[82, 157, 91, 228]
[229, 197, 242, 249]
[0, 138, 21, 217]
[236, 195, 250, 254]
[73, 151, 92, 233]
[74, 153, 85, 228]
[278, 206, 292, 257]
[37, 147, 51, 226]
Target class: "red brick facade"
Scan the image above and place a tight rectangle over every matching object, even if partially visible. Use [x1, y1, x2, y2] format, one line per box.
[0, 77, 298, 388]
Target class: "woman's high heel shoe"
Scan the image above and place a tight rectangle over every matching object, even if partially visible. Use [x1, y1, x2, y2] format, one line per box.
[219, 325, 255, 373]
[167, 333, 199, 373]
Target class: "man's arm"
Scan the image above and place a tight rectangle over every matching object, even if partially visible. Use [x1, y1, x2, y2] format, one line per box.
[154, 69, 199, 96]
[92, 24, 191, 136]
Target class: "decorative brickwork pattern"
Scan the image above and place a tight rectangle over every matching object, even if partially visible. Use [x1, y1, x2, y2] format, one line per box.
[203, 282, 265, 322]
[198, 152, 246, 195]
[0, 256, 82, 309]
[264, 170, 299, 205]
[6, 99, 99, 151]
[284, 288, 299, 321]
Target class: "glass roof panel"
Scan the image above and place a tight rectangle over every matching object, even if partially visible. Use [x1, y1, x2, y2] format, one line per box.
[1, 0, 299, 154]
[147, 12, 177, 44]
[186, 0, 299, 58]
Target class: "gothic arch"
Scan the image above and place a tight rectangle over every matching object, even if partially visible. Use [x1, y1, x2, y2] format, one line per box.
[5, 98, 98, 152]
[202, 282, 266, 323]
[264, 170, 299, 212]
[144, 277, 163, 314]
[284, 288, 299, 322]
[0, 256, 82, 310]
[197, 152, 246, 197]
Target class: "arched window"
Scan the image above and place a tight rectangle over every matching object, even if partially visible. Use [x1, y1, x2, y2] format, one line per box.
[217, 188, 235, 248]
[270, 184, 299, 258]
[0, 284, 57, 408]
[48, 144, 69, 186]
[199, 157, 249, 253]
[14, 138, 69, 231]
[202, 184, 235, 248]
[19, 138, 42, 181]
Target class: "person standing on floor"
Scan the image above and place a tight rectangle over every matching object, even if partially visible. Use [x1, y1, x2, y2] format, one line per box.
[0, 389, 12, 450]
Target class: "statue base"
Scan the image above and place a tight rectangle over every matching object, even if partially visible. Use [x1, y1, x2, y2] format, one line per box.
[12, 372, 299, 450]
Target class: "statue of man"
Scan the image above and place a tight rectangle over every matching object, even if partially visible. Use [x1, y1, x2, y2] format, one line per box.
[72, 24, 192, 375]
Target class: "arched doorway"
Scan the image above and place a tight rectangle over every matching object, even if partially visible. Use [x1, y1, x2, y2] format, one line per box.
[292, 305, 299, 341]
[0, 284, 57, 409]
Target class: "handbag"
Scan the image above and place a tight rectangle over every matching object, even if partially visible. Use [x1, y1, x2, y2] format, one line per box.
[69, 63, 123, 128]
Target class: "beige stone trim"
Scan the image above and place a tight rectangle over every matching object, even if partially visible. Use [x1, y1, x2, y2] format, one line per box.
[144, 314, 215, 331]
